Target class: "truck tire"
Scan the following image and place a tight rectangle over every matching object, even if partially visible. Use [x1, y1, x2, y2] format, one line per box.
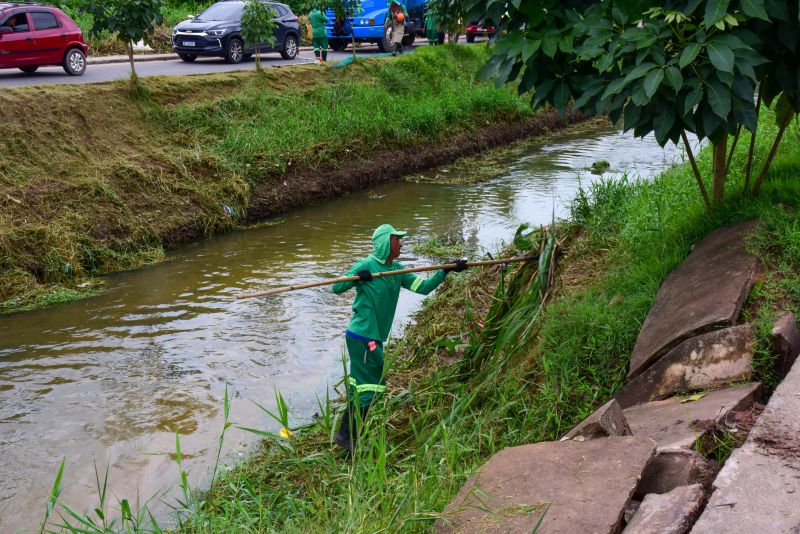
[377, 24, 392, 52]
[330, 38, 347, 51]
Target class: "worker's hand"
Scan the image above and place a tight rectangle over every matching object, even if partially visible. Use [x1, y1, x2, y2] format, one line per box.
[357, 269, 374, 282]
[447, 259, 468, 272]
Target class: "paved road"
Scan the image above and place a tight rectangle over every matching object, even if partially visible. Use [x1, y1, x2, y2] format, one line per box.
[0, 43, 425, 88]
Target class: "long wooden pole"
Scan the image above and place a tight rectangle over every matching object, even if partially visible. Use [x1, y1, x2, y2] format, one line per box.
[237, 255, 540, 299]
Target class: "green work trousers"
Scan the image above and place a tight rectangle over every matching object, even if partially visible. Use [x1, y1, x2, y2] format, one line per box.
[312, 36, 328, 53]
[346, 335, 387, 408]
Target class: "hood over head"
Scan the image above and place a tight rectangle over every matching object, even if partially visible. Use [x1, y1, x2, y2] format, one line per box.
[370, 224, 406, 263]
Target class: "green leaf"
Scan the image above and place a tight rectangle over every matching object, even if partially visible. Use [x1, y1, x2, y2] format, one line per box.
[683, 0, 704, 16]
[643, 68, 665, 99]
[623, 62, 657, 84]
[740, 0, 769, 20]
[521, 39, 541, 62]
[533, 78, 556, 107]
[623, 102, 642, 130]
[541, 35, 559, 58]
[654, 107, 676, 146]
[707, 77, 732, 119]
[679, 42, 702, 68]
[552, 81, 571, 114]
[707, 40, 734, 73]
[704, 0, 730, 27]
[665, 66, 683, 91]
[601, 77, 628, 99]
[684, 85, 704, 115]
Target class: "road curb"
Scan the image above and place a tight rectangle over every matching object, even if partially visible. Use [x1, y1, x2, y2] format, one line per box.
[87, 47, 317, 66]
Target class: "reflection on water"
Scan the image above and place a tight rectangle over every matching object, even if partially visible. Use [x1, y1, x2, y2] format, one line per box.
[0, 124, 693, 530]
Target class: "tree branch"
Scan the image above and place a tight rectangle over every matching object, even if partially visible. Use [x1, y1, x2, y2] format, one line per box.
[744, 92, 762, 194]
[725, 125, 741, 175]
[752, 112, 794, 196]
[681, 130, 711, 209]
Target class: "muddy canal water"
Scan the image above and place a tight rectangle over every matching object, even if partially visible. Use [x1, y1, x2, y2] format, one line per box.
[0, 124, 694, 530]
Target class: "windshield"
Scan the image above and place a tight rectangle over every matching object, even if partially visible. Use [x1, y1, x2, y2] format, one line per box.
[196, 3, 243, 21]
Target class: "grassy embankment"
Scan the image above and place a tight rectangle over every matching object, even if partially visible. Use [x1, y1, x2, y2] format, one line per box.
[169, 112, 800, 532]
[1, 45, 548, 314]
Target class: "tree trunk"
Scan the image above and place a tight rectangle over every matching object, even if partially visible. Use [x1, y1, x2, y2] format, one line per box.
[752, 113, 793, 195]
[127, 42, 138, 86]
[351, 32, 356, 58]
[255, 44, 261, 71]
[712, 140, 727, 204]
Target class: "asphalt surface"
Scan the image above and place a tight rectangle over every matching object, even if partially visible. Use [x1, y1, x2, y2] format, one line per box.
[0, 43, 424, 88]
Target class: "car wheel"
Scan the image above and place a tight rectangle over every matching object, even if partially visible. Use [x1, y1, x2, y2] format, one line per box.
[19, 66, 39, 73]
[225, 37, 244, 64]
[466, 34, 475, 43]
[330, 38, 347, 51]
[280, 34, 298, 59]
[63, 48, 86, 76]
[377, 24, 392, 53]
[178, 53, 198, 62]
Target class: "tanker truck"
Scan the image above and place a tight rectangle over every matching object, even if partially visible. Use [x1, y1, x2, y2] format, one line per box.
[325, 0, 427, 52]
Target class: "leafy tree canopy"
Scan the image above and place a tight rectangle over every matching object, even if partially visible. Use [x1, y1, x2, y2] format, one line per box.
[466, 0, 800, 204]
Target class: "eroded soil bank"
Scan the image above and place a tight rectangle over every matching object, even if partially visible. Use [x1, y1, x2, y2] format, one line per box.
[0, 45, 585, 313]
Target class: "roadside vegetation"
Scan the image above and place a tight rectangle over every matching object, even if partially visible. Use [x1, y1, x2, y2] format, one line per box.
[0, 46, 538, 313]
[37, 102, 799, 531]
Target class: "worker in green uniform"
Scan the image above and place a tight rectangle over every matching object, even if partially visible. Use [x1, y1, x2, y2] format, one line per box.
[309, 6, 329, 62]
[332, 224, 467, 450]
[425, 6, 439, 46]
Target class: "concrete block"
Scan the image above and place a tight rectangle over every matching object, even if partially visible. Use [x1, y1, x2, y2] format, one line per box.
[617, 325, 755, 408]
[562, 399, 632, 441]
[622, 383, 760, 451]
[629, 221, 759, 379]
[624, 484, 705, 534]
[436, 437, 657, 534]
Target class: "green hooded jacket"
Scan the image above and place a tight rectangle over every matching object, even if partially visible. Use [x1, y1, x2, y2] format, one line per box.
[332, 224, 447, 342]
[309, 9, 329, 38]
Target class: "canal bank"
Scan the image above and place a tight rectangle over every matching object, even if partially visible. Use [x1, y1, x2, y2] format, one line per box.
[1, 45, 573, 314]
[1, 122, 689, 531]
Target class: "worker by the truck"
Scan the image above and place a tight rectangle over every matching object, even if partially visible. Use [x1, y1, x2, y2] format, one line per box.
[425, 5, 439, 46]
[387, 0, 408, 55]
[309, 6, 330, 62]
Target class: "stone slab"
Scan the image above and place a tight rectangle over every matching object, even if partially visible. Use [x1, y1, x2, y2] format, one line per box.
[772, 311, 800, 377]
[691, 358, 800, 533]
[616, 325, 755, 409]
[624, 484, 705, 534]
[622, 383, 760, 451]
[436, 437, 657, 534]
[562, 399, 632, 441]
[635, 450, 717, 500]
[629, 221, 759, 379]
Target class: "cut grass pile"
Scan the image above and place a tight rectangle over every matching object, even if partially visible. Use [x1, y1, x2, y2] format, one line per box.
[0, 45, 535, 313]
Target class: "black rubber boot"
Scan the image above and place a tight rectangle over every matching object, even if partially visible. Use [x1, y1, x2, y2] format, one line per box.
[334, 406, 354, 450]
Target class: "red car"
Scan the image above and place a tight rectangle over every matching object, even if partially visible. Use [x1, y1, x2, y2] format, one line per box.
[0, 2, 88, 75]
[465, 21, 494, 43]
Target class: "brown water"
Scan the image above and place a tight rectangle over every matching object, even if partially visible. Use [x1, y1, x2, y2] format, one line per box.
[0, 124, 695, 530]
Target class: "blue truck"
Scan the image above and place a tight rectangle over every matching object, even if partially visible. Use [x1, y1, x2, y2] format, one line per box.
[325, 0, 427, 52]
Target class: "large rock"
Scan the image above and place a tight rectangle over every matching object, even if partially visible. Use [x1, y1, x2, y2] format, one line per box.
[436, 437, 657, 534]
[635, 450, 717, 500]
[616, 325, 755, 408]
[561, 399, 632, 441]
[624, 484, 705, 534]
[771, 311, 800, 376]
[629, 221, 760, 379]
[691, 358, 800, 533]
[622, 383, 760, 451]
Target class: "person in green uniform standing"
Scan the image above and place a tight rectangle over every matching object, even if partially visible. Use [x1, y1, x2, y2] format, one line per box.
[425, 6, 439, 46]
[309, 6, 329, 62]
[332, 224, 467, 450]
